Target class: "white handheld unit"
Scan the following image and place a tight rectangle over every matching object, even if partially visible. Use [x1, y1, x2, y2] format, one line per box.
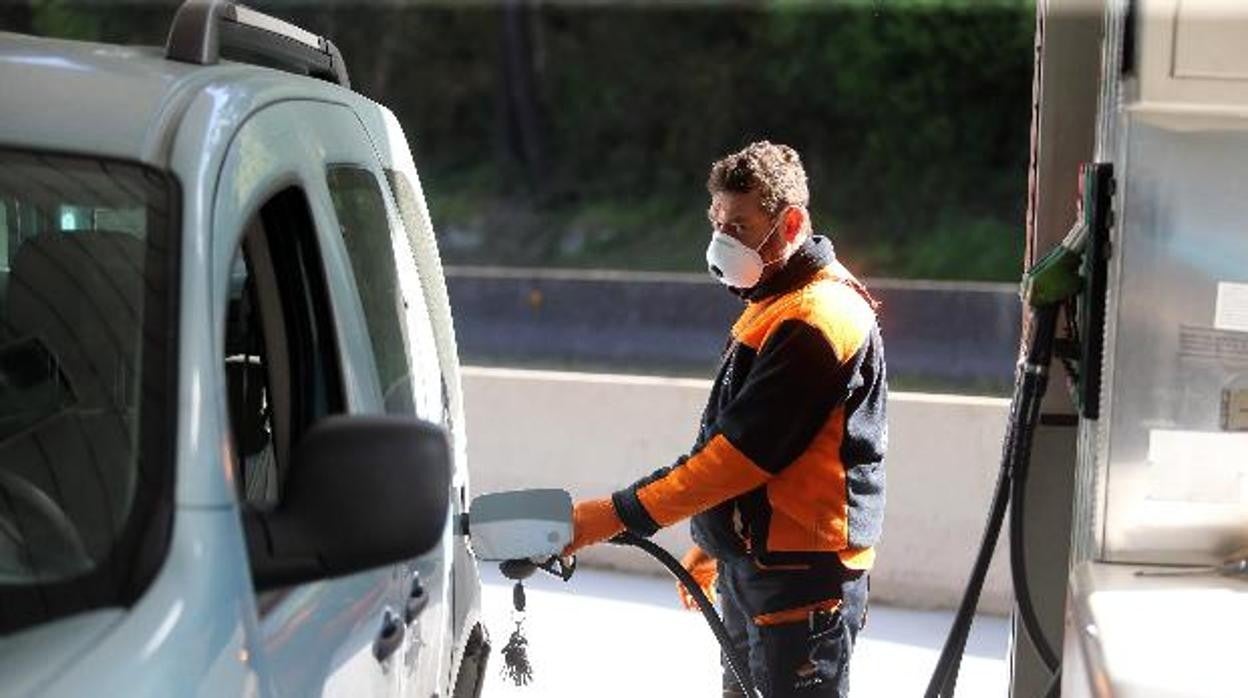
[467, 488, 574, 562]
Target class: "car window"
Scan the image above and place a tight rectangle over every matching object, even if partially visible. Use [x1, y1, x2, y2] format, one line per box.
[326, 166, 433, 418]
[383, 168, 454, 431]
[226, 249, 279, 508]
[224, 188, 344, 515]
[0, 149, 176, 635]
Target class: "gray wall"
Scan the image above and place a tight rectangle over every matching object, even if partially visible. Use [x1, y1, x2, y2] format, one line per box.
[446, 267, 1021, 391]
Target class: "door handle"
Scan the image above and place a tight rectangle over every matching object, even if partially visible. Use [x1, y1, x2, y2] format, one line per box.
[404, 573, 429, 624]
[373, 609, 406, 662]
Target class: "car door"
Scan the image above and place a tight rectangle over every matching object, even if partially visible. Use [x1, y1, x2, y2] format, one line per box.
[323, 153, 453, 697]
[353, 106, 479, 697]
[214, 99, 409, 698]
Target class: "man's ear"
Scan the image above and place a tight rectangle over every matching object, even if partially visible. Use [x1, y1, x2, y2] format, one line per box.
[782, 207, 805, 242]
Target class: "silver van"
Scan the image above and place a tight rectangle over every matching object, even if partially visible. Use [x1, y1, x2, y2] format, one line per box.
[0, 3, 488, 696]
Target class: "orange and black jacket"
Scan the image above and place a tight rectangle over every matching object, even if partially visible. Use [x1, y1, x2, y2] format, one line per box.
[612, 235, 887, 619]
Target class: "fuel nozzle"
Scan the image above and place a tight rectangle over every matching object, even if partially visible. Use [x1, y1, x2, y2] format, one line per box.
[499, 555, 577, 582]
[1022, 218, 1087, 308]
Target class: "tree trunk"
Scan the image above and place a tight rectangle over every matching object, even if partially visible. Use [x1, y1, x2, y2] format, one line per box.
[499, 0, 546, 195]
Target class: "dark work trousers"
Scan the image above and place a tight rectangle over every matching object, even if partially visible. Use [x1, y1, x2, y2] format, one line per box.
[718, 565, 869, 698]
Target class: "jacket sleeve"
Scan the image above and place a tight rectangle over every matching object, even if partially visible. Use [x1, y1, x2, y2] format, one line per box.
[612, 318, 860, 537]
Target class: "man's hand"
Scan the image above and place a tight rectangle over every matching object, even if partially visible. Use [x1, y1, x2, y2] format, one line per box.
[562, 498, 625, 557]
[677, 545, 718, 611]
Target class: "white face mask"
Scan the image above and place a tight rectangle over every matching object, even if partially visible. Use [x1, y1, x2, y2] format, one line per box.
[705, 212, 786, 289]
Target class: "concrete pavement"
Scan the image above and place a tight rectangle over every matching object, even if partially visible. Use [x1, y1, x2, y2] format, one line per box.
[478, 567, 1010, 697]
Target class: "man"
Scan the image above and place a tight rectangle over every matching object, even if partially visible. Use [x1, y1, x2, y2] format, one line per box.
[565, 141, 887, 697]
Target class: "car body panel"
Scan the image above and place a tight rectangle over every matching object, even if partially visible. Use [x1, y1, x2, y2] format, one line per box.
[354, 107, 485, 690]
[0, 34, 194, 164]
[338, 102, 473, 698]
[20, 508, 260, 697]
[0, 610, 125, 695]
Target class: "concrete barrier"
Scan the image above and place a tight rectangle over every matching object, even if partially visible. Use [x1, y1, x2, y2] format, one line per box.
[463, 365, 1015, 615]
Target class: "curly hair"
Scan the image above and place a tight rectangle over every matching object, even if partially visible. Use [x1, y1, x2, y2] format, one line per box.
[707, 140, 810, 216]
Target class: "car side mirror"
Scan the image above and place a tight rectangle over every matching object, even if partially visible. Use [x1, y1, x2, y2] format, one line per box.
[243, 415, 451, 591]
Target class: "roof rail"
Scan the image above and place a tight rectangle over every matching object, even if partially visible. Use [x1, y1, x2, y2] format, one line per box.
[165, 0, 350, 89]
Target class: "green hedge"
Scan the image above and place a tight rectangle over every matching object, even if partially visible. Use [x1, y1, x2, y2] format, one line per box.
[8, 0, 1035, 280]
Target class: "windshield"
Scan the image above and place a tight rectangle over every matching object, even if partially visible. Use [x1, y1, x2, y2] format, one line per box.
[0, 149, 176, 635]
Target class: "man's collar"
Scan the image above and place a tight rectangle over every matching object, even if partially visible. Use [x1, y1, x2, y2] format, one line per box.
[735, 234, 837, 302]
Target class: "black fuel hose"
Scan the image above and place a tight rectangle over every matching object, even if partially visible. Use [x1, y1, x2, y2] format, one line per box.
[1007, 305, 1062, 674]
[610, 531, 761, 698]
[924, 303, 1062, 697]
[923, 436, 1014, 697]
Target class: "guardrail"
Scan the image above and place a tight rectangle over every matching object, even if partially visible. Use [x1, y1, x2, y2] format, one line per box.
[446, 266, 1021, 392]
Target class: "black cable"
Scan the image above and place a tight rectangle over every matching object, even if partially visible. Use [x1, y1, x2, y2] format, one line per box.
[609, 531, 760, 698]
[923, 433, 1014, 698]
[1007, 305, 1062, 675]
[925, 303, 1064, 696]
[928, 349, 1033, 697]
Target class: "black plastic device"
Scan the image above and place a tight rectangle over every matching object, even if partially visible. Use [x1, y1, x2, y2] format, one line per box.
[1076, 162, 1112, 420]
